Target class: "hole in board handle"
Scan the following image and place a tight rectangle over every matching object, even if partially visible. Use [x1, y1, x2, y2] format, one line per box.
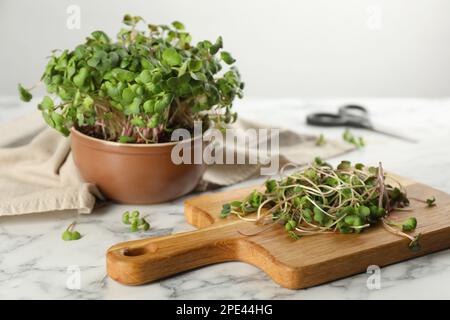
[122, 243, 158, 257]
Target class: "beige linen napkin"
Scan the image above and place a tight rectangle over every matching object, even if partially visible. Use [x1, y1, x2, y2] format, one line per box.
[0, 112, 102, 216]
[0, 112, 354, 216]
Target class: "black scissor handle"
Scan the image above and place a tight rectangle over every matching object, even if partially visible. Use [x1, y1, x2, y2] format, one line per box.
[339, 104, 369, 117]
[307, 104, 372, 128]
[306, 112, 348, 127]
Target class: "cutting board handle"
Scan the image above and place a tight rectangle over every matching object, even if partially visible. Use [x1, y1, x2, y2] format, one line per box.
[106, 222, 243, 285]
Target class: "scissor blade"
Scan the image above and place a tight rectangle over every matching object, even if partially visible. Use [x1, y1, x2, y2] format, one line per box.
[369, 126, 418, 143]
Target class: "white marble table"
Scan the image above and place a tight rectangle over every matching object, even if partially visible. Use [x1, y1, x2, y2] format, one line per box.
[1, 97, 450, 299]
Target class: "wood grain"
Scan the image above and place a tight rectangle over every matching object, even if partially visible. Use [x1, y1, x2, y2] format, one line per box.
[107, 175, 450, 289]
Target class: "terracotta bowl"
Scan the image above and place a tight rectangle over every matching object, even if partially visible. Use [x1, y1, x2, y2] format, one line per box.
[70, 128, 206, 204]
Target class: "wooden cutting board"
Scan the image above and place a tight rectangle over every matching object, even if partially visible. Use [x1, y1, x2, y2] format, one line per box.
[106, 175, 450, 289]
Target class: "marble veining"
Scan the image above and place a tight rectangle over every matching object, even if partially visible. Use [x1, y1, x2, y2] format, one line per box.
[1, 97, 450, 299]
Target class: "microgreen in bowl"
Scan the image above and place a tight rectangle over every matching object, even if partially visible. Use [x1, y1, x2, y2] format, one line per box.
[19, 14, 244, 143]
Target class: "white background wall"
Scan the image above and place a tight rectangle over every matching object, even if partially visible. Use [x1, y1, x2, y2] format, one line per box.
[1, 0, 450, 98]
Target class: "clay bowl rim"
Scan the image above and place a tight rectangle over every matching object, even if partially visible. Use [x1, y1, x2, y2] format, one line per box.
[70, 127, 204, 155]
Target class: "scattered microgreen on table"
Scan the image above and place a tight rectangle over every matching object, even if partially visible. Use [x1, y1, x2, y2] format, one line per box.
[315, 133, 326, 146]
[221, 158, 422, 250]
[61, 221, 82, 241]
[122, 210, 150, 232]
[19, 14, 244, 143]
[343, 129, 365, 148]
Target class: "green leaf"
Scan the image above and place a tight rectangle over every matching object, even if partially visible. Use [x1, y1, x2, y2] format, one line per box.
[51, 112, 70, 136]
[72, 91, 82, 106]
[190, 72, 207, 82]
[220, 51, 236, 64]
[136, 70, 152, 84]
[39, 96, 54, 110]
[143, 100, 155, 114]
[147, 114, 159, 128]
[62, 231, 73, 241]
[122, 14, 142, 27]
[409, 234, 422, 251]
[124, 97, 142, 115]
[148, 24, 158, 32]
[248, 190, 262, 208]
[230, 200, 242, 208]
[209, 36, 223, 54]
[288, 231, 301, 240]
[42, 111, 54, 128]
[154, 94, 173, 112]
[178, 60, 188, 77]
[51, 111, 63, 126]
[18, 84, 32, 102]
[121, 87, 136, 103]
[82, 96, 94, 109]
[71, 231, 82, 240]
[166, 77, 179, 89]
[265, 179, 277, 193]
[112, 68, 136, 82]
[51, 74, 63, 85]
[401, 217, 417, 232]
[123, 14, 133, 26]
[87, 57, 100, 68]
[130, 116, 145, 127]
[73, 67, 89, 88]
[315, 133, 326, 146]
[76, 113, 84, 126]
[313, 207, 325, 225]
[337, 160, 351, 170]
[140, 58, 154, 70]
[91, 30, 110, 44]
[302, 209, 313, 223]
[119, 135, 136, 143]
[74, 45, 87, 59]
[188, 59, 202, 72]
[162, 48, 182, 66]
[358, 205, 371, 217]
[171, 21, 185, 30]
[220, 203, 231, 218]
[426, 196, 436, 207]
[338, 224, 353, 234]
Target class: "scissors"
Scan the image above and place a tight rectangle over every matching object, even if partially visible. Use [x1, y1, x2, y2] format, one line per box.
[306, 104, 417, 143]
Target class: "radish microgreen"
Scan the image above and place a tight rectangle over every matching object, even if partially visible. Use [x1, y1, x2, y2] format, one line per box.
[122, 210, 150, 232]
[61, 221, 82, 241]
[343, 129, 365, 148]
[19, 14, 243, 143]
[222, 159, 421, 250]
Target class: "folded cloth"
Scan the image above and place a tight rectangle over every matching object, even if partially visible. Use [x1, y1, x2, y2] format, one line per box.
[0, 111, 354, 216]
[0, 113, 102, 216]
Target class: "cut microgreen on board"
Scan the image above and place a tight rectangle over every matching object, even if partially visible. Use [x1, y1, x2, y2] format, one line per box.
[426, 197, 436, 207]
[409, 196, 437, 208]
[343, 129, 365, 148]
[384, 217, 417, 232]
[61, 221, 82, 241]
[122, 210, 150, 232]
[221, 158, 423, 250]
